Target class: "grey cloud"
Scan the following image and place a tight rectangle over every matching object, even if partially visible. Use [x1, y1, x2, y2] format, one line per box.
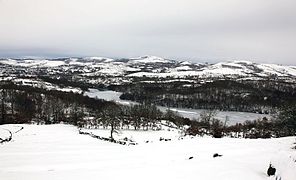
[0, 0, 295, 65]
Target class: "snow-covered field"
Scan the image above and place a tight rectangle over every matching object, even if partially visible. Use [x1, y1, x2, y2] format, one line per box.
[84, 89, 270, 125]
[0, 124, 295, 180]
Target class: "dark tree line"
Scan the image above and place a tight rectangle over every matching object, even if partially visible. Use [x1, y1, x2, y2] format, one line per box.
[0, 83, 112, 125]
[118, 80, 296, 114]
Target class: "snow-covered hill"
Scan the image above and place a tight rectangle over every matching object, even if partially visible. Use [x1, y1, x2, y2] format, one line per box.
[0, 56, 295, 80]
[0, 124, 295, 180]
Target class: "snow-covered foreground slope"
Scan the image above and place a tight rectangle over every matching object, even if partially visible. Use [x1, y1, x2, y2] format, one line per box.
[0, 124, 295, 180]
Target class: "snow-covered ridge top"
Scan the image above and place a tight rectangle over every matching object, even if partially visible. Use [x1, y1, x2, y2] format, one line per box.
[128, 55, 173, 64]
[0, 56, 295, 79]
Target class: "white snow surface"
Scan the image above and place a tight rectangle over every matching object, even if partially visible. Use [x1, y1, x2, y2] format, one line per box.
[159, 107, 270, 125]
[129, 56, 171, 64]
[0, 59, 66, 67]
[84, 89, 122, 102]
[175, 65, 192, 71]
[0, 124, 295, 180]
[11, 78, 82, 94]
[84, 88, 137, 105]
[0, 128, 11, 140]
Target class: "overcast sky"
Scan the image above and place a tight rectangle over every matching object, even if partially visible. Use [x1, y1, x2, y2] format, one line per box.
[0, 0, 295, 64]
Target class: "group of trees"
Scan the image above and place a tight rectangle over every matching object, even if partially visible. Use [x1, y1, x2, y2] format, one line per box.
[1, 81, 295, 139]
[273, 105, 296, 137]
[187, 105, 296, 138]
[186, 110, 226, 138]
[0, 83, 112, 126]
[111, 79, 296, 138]
[118, 80, 296, 114]
[0, 83, 182, 139]
[81, 103, 161, 138]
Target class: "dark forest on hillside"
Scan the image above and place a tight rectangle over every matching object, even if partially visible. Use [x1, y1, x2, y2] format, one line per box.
[1, 80, 296, 139]
[117, 79, 296, 114]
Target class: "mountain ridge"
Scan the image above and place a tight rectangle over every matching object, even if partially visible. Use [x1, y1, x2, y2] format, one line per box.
[0, 56, 295, 80]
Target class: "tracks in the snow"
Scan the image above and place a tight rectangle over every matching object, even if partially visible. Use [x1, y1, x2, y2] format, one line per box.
[0, 125, 24, 144]
[0, 128, 12, 143]
[78, 129, 137, 146]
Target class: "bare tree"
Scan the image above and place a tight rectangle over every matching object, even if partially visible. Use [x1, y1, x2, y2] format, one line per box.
[101, 102, 122, 140]
[0, 89, 6, 125]
[199, 109, 218, 129]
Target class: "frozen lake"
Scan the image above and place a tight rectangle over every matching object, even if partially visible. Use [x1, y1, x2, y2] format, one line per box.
[84, 89, 270, 125]
[84, 88, 136, 105]
[157, 107, 270, 126]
